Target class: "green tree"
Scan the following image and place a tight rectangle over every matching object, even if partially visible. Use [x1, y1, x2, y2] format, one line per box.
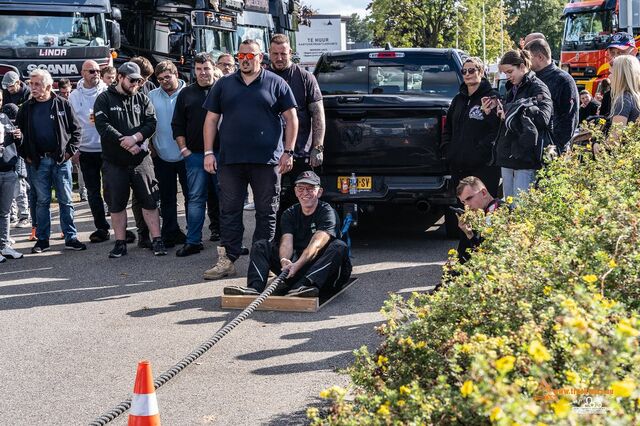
[347, 13, 372, 43]
[455, 0, 513, 62]
[505, 0, 565, 56]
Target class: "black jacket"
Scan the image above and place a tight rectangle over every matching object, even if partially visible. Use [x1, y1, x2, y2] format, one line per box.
[535, 63, 578, 153]
[0, 113, 21, 172]
[94, 85, 156, 166]
[171, 82, 214, 153]
[2, 82, 31, 106]
[579, 100, 600, 123]
[442, 79, 500, 170]
[495, 72, 553, 170]
[16, 92, 80, 168]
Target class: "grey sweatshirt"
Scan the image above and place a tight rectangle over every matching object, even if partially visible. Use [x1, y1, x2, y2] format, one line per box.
[68, 78, 108, 152]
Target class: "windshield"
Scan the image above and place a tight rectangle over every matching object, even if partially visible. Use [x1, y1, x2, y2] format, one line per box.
[198, 28, 234, 58]
[563, 11, 612, 50]
[0, 12, 107, 48]
[235, 25, 268, 51]
[315, 57, 461, 97]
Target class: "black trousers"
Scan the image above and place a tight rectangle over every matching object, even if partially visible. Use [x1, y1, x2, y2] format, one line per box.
[78, 151, 110, 231]
[247, 239, 352, 293]
[207, 181, 219, 233]
[153, 156, 188, 237]
[276, 157, 312, 239]
[218, 163, 281, 261]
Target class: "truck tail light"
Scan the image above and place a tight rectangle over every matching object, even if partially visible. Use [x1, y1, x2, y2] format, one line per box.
[368, 52, 405, 59]
[441, 115, 447, 134]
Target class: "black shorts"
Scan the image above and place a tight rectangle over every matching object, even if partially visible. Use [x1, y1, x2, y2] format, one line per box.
[102, 156, 159, 213]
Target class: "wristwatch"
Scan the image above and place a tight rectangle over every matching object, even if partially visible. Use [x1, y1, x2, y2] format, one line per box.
[283, 149, 294, 156]
[312, 145, 324, 152]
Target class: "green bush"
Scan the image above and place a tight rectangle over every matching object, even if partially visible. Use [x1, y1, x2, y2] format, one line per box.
[309, 124, 640, 425]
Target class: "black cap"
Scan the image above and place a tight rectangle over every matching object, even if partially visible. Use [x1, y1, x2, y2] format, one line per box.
[295, 170, 321, 186]
[1, 103, 18, 120]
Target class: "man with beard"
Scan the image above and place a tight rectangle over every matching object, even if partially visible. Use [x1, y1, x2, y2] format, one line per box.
[201, 39, 298, 280]
[94, 62, 166, 258]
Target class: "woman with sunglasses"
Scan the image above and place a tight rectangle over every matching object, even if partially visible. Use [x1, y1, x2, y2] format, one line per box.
[487, 49, 553, 199]
[442, 57, 501, 196]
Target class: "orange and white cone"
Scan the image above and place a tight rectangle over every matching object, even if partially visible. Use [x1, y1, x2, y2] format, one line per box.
[128, 360, 161, 426]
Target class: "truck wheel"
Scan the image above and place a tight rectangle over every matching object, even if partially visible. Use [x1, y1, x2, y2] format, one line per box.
[443, 208, 460, 239]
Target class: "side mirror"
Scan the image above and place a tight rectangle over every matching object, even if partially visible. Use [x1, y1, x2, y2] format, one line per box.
[108, 20, 121, 50]
[111, 7, 122, 21]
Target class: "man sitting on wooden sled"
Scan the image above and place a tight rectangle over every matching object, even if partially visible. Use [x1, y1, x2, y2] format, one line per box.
[223, 171, 352, 298]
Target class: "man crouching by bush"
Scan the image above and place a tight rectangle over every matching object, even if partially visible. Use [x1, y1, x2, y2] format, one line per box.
[456, 176, 502, 264]
[223, 171, 352, 298]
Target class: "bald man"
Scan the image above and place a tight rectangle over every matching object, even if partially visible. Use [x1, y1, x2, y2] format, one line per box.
[68, 60, 113, 242]
[521, 32, 546, 49]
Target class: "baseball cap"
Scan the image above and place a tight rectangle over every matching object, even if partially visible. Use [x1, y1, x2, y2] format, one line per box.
[295, 171, 321, 186]
[2, 103, 19, 121]
[118, 62, 143, 80]
[2, 71, 19, 89]
[607, 32, 636, 50]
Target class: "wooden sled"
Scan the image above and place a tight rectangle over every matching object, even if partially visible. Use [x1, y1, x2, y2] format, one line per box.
[221, 277, 359, 313]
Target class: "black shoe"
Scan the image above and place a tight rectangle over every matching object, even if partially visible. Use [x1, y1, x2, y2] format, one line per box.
[152, 237, 167, 256]
[65, 239, 87, 251]
[176, 243, 203, 257]
[173, 230, 187, 244]
[209, 230, 220, 242]
[240, 246, 249, 256]
[285, 285, 319, 298]
[137, 232, 152, 249]
[125, 230, 136, 244]
[109, 240, 127, 258]
[223, 285, 260, 296]
[90, 229, 110, 243]
[31, 239, 50, 254]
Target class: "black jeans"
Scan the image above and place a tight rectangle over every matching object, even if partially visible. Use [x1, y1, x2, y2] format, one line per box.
[218, 163, 280, 261]
[276, 157, 312, 239]
[153, 156, 188, 237]
[247, 239, 352, 293]
[78, 151, 110, 231]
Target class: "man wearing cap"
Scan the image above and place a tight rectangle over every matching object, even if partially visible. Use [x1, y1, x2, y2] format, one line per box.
[2, 71, 31, 106]
[201, 39, 299, 280]
[223, 171, 351, 298]
[93, 62, 166, 258]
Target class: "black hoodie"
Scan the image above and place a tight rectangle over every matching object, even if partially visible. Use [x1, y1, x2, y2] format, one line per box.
[94, 85, 156, 166]
[442, 79, 500, 171]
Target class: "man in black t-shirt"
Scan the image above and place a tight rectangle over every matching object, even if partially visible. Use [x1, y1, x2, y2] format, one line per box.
[224, 171, 351, 298]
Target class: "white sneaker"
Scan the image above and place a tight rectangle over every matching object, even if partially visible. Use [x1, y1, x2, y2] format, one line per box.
[16, 218, 31, 228]
[1, 246, 24, 259]
[203, 246, 236, 280]
[243, 202, 255, 211]
[0, 254, 6, 263]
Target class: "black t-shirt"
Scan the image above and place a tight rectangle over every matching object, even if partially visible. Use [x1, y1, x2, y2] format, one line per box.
[268, 64, 322, 156]
[579, 100, 600, 123]
[281, 200, 339, 255]
[31, 98, 58, 154]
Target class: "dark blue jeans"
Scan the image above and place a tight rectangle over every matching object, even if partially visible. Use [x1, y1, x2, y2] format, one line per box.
[218, 163, 280, 261]
[184, 153, 217, 245]
[32, 157, 77, 242]
[153, 156, 187, 237]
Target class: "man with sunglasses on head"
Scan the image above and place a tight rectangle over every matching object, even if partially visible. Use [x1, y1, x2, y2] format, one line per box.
[455, 176, 502, 264]
[68, 60, 112, 243]
[224, 171, 351, 298]
[94, 62, 166, 258]
[202, 39, 299, 280]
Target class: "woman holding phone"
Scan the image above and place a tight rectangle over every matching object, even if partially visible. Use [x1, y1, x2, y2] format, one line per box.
[442, 57, 501, 196]
[487, 49, 553, 199]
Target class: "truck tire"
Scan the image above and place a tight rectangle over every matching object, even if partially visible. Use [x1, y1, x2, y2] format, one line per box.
[443, 208, 460, 239]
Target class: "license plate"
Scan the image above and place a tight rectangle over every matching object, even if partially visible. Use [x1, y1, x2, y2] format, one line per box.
[337, 176, 372, 191]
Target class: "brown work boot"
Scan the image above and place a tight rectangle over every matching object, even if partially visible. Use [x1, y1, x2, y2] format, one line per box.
[203, 246, 236, 280]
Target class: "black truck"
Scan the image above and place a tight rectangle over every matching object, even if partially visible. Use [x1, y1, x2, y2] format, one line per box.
[314, 47, 465, 235]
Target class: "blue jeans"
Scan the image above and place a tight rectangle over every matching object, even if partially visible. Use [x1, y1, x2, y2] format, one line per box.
[32, 157, 77, 241]
[185, 153, 218, 245]
[0, 170, 18, 249]
[501, 168, 536, 199]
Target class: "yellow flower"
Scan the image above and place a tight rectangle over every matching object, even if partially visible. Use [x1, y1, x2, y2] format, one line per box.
[543, 286, 552, 296]
[561, 299, 577, 310]
[399, 385, 411, 395]
[306, 407, 319, 418]
[616, 318, 640, 337]
[460, 343, 472, 353]
[598, 118, 606, 125]
[484, 227, 494, 234]
[489, 406, 504, 422]
[608, 259, 617, 268]
[397, 399, 406, 407]
[405, 336, 414, 346]
[565, 370, 580, 385]
[611, 379, 636, 397]
[528, 340, 552, 363]
[461, 380, 474, 397]
[416, 341, 426, 349]
[567, 316, 588, 331]
[377, 355, 388, 366]
[495, 356, 516, 375]
[506, 196, 514, 204]
[319, 389, 331, 398]
[582, 274, 598, 284]
[377, 403, 390, 416]
[551, 399, 571, 418]
[448, 248, 458, 256]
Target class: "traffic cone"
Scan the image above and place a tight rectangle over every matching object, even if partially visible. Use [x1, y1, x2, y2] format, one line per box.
[128, 361, 160, 426]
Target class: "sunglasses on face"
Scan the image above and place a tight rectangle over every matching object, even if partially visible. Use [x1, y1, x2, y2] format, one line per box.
[236, 53, 258, 60]
[461, 68, 478, 75]
[128, 77, 142, 84]
[83, 69, 100, 74]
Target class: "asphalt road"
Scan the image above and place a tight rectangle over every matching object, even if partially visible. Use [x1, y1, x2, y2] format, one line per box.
[0, 199, 452, 425]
